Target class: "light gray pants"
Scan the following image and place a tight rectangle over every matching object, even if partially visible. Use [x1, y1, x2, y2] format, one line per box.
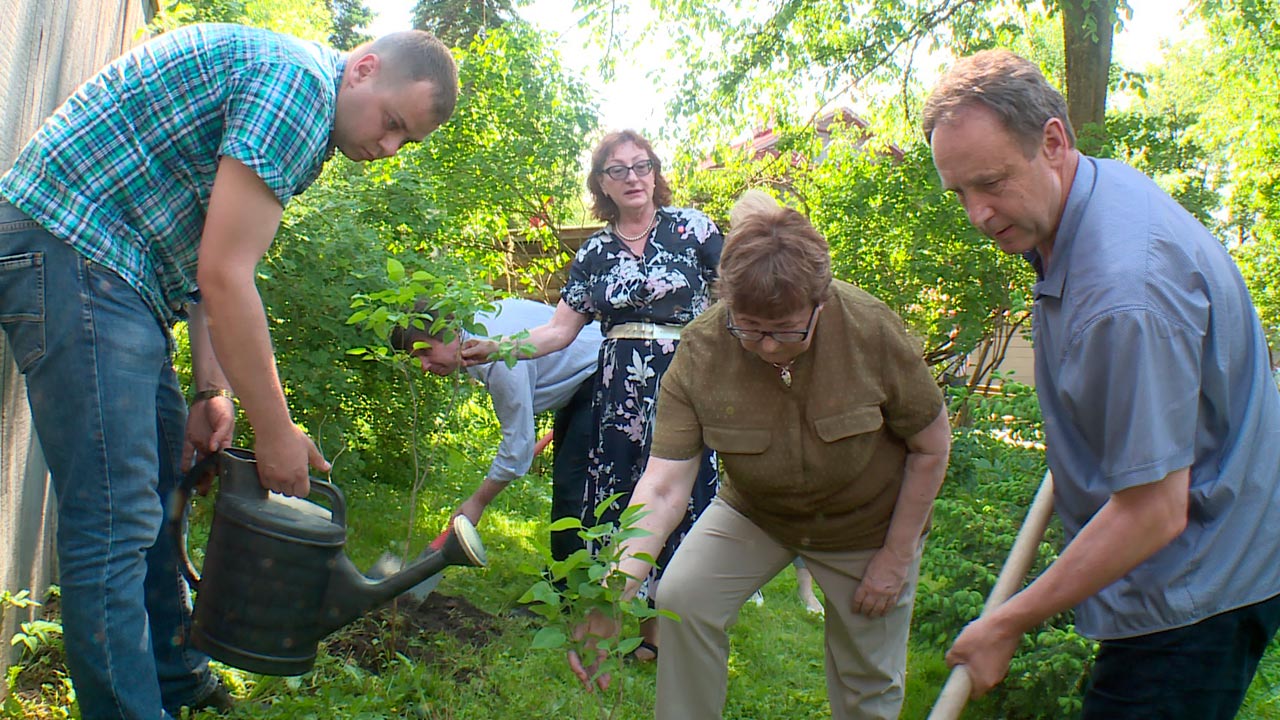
[654, 497, 921, 720]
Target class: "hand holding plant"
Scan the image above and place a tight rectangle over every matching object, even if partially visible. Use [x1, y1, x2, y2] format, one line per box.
[518, 497, 677, 718]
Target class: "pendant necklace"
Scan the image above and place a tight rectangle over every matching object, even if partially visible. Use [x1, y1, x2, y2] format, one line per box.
[771, 361, 795, 388]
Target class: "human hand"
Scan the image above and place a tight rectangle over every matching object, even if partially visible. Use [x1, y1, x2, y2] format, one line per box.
[567, 609, 619, 692]
[253, 422, 330, 498]
[945, 614, 1022, 698]
[459, 338, 499, 366]
[851, 546, 911, 617]
[182, 395, 236, 476]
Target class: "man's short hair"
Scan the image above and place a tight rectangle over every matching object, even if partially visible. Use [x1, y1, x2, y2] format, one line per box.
[921, 49, 1076, 156]
[364, 30, 459, 126]
[388, 298, 449, 354]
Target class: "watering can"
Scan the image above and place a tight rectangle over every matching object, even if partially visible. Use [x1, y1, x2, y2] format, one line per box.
[167, 447, 487, 676]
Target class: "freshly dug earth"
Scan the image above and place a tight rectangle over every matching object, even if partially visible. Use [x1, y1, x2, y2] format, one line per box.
[323, 593, 500, 675]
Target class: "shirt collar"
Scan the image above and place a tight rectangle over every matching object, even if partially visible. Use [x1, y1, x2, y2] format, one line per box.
[1030, 154, 1097, 300]
[325, 55, 347, 160]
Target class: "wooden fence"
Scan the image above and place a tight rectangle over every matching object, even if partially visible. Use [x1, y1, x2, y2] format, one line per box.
[0, 0, 157, 690]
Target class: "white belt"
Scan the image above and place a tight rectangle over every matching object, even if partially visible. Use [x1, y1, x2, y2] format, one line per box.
[606, 323, 683, 341]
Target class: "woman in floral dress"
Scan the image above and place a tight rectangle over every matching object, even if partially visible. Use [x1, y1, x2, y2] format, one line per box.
[463, 130, 720, 658]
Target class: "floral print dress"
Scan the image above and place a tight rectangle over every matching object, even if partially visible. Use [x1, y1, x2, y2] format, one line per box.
[561, 206, 722, 588]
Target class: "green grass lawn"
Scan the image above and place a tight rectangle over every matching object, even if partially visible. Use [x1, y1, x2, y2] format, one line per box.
[5, 432, 1280, 718]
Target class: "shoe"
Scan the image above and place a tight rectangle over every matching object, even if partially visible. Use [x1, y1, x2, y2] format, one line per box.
[748, 590, 765, 607]
[175, 680, 235, 718]
[626, 640, 659, 663]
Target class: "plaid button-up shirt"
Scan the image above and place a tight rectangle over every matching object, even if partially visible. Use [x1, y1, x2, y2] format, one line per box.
[0, 23, 344, 331]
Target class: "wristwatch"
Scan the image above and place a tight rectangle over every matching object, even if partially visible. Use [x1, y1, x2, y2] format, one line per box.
[192, 388, 234, 403]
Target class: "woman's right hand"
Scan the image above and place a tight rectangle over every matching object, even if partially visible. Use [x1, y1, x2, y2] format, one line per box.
[460, 338, 500, 366]
[567, 609, 619, 692]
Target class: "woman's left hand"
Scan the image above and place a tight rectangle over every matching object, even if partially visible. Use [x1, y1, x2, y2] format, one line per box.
[567, 609, 619, 692]
[851, 546, 912, 617]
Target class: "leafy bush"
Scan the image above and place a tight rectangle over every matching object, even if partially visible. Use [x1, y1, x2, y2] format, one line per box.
[916, 387, 1095, 718]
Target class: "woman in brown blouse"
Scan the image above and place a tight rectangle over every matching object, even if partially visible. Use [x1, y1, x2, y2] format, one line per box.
[569, 190, 952, 720]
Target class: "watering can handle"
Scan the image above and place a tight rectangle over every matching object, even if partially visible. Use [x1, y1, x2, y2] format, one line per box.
[168, 452, 223, 589]
[167, 452, 348, 589]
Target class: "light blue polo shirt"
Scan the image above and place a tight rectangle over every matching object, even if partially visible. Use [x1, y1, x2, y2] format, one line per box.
[1030, 155, 1280, 640]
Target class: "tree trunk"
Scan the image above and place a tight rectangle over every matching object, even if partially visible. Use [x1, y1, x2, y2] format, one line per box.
[1061, 0, 1118, 141]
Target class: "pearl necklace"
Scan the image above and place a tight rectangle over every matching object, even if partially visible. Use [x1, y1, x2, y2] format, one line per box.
[613, 212, 658, 243]
[771, 361, 795, 388]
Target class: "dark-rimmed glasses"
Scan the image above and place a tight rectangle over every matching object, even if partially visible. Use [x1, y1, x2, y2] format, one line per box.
[601, 159, 655, 181]
[726, 305, 821, 343]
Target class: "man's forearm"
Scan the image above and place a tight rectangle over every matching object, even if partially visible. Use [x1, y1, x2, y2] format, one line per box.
[188, 303, 232, 393]
[990, 467, 1191, 634]
[199, 275, 292, 433]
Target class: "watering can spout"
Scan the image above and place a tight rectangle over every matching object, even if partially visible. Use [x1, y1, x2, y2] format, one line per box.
[320, 515, 488, 634]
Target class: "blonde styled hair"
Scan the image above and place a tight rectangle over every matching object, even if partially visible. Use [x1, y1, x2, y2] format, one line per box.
[718, 189, 832, 318]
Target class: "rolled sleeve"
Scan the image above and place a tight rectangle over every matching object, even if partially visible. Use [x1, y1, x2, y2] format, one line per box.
[1061, 309, 1199, 491]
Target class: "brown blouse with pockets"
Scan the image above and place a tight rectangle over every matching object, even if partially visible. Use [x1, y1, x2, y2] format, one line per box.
[650, 280, 944, 551]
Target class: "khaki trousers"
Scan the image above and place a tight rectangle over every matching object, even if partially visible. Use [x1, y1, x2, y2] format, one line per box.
[654, 497, 921, 720]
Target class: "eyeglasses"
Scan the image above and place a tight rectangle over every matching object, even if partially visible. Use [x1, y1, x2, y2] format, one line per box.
[726, 306, 821, 343]
[600, 159, 655, 181]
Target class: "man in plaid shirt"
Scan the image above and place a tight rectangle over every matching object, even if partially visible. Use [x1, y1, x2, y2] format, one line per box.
[0, 23, 456, 719]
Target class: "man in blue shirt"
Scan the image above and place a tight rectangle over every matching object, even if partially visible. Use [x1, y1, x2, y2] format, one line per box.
[392, 298, 604, 563]
[925, 49, 1280, 717]
[0, 24, 456, 719]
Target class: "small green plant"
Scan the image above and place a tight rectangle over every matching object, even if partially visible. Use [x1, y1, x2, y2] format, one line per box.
[517, 496, 676, 719]
[3, 586, 72, 719]
[0, 589, 40, 633]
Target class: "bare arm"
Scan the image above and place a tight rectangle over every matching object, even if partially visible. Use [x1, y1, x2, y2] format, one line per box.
[460, 300, 591, 365]
[188, 303, 232, 394]
[182, 304, 236, 469]
[947, 467, 1190, 696]
[853, 406, 952, 616]
[198, 157, 328, 496]
[612, 455, 703, 599]
[567, 454, 700, 690]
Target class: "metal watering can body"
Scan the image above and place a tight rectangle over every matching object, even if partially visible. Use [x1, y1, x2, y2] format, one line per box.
[168, 448, 487, 676]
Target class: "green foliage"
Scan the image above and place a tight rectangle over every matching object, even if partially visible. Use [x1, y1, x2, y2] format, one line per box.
[517, 498, 669, 717]
[149, 0, 334, 41]
[3, 587, 71, 720]
[413, 0, 515, 47]
[679, 128, 1034, 386]
[916, 387, 1098, 718]
[328, 0, 372, 50]
[252, 21, 596, 486]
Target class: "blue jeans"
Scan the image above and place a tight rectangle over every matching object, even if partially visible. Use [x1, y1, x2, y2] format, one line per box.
[1082, 592, 1280, 719]
[0, 202, 214, 719]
